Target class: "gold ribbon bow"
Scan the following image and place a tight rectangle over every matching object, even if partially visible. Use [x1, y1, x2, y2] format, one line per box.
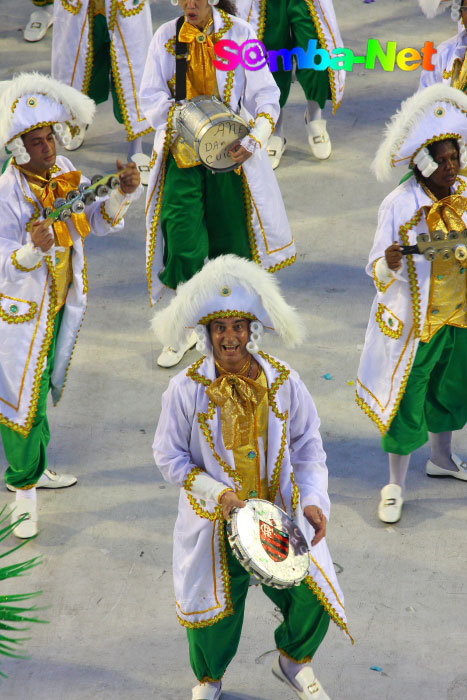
[36, 171, 91, 247]
[425, 193, 467, 235]
[206, 371, 268, 450]
[178, 18, 217, 99]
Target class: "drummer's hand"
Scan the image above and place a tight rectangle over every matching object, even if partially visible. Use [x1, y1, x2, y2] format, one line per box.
[385, 242, 403, 271]
[304, 505, 327, 546]
[117, 159, 140, 194]
[220, 490, 246, 520]
[30, 219, 54, 252]
[229, 143, 252, 164]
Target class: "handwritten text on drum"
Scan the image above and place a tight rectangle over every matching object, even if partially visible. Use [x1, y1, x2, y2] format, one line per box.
[213, 39, 437, 73]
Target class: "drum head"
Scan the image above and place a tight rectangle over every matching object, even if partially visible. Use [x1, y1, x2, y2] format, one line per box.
[229, 499, 309, 588]
[198, 119, 249, 172]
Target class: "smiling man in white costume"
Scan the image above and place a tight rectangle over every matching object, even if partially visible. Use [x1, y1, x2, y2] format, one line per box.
[139, 0, 296, 368]
[0, 73, 141, 538]
[236, 0, 345, 168]
[356, 84, 467, 524]
[51, 0, 153, 171]
[418, 0, 467, 90]
[153, 255, 351, 700]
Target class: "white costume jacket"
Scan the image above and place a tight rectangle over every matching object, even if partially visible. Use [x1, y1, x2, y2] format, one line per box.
[52, 0, 153, 141]
[139, 9, 296, 305]
[356, 176, 467, 434]
[236, 0, 345, 114]
[153, 352, 349, 636]
[419, 27, 467, 89]
[0, 155, 134, 437]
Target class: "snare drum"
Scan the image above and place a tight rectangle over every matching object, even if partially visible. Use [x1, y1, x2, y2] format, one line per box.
[176, 95, 250, 172]
[226, 499, 310, 589]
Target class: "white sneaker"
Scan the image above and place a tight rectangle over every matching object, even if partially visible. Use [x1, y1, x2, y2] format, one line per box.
[24, 9, 53, 42]
[267, 135, 286, 169]
[272, 656, 330, 699]
[11, 499, 38, 539]
[6, 468, 77, 492]
[65, 122, 87, 151]
[130, 153, 151, 186]
[191, 682, 222, 700]
[305, 116, 332, 160]
[157, 331, 197, 369]
[378, 483, 403, 523]
[426, 453, 467, 481]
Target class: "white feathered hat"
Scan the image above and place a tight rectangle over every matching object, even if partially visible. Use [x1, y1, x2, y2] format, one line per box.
[151, 255, 305, 351]
[0, 73, 95, 164]
[372, 83, 467, 181]
[418, 0, 461, 20]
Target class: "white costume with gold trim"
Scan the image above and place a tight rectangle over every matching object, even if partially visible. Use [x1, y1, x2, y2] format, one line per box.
[356, 176, 467, 434]
[153, 352, 348, 633]
[139, 9, 296, 305]
[0, 155, 140, 436]
[419, 27, 467, 89]
[51, 0, 153, 141]
[236, 0, 345, 114]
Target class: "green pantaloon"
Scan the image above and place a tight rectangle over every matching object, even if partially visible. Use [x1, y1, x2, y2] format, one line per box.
[0, 308, 64, 489]
[87, 13, 124, 125]
[32, 0, 53, 6]
[264, 0, 332, 109]
[187, 533, 330, 682]
[159, 154, 252, 290]
[382, 326, 467, 455]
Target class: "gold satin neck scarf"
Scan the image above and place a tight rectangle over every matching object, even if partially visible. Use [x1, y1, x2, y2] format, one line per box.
[206, 359, 268, 450]
[424, 190, 467, 235]
[178, 18, 217, 99]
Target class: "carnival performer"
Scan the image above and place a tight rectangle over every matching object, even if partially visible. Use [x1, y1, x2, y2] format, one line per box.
[236, 0, 345, 168]
[140, 0, 296, 368]
[0, 73, 142, 538]
[152, 255, 351, 700]
[356, 84, 467, 524]
[418, 0, 467, 91]
[51, 0, 153, 176]
[24, 0, 54, 43]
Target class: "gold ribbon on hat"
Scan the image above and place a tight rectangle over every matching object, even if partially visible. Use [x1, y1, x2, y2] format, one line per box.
[206, 359, 268, 450]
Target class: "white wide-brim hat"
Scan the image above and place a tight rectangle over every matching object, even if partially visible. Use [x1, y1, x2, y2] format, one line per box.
[418, 0, 460, 18]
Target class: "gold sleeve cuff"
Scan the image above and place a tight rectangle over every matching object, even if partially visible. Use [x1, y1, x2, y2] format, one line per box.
[11, 248, 42, 272]
[217, 488, 234, 504]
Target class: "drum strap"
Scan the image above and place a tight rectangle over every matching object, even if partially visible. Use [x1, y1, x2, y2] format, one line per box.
[175, 15, 188, 102]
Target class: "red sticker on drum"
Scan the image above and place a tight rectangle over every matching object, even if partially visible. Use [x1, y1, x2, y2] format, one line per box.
[259, 520, 289, 562]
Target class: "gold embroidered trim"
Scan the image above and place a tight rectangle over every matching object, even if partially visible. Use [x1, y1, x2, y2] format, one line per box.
[60, 0, 82, 15]
[198, 401, 243, 486]
[165, 36, 176, 57]
[0, 296, 38, 324]
[82, 247, 89, 295]
[247, 133, 262, 148]
[290, 471, 300, 518]
[398, 208, 424, 337]
[256, 112, 275, 134]
[117, 0, 146, 18]
[100, 201, 123, 227]
[214, 8, 233, 42]
[187, 355, 211, 387]
[223, 71, 235, 106]
[184, 466, 220, 520]
[8, 121, 60, 146]
[241, 170, 261, 264]
[410, 133, 463, 169]
[257, 0, 267, 41]
[198, 310, 257, 325]
[11, 97, 19, 114]
[217, 487, 234, 504]
[304, 0, 343, 114]
[11, 250, 42, 273]
[375, 303, 404, 339]
[372, 259, 395, 293]
[149, 149, 158, 170]
[305, 574, 353, 642]
[443, 67, 454, 80]
[147, 105, 175, 305]
[267, 255, 296, 274]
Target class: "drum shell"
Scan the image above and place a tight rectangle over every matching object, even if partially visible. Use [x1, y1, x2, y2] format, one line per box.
[177, 96, 250, 172]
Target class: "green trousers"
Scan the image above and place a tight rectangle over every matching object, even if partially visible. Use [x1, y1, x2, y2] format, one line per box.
[32, 0, 53, 6]
[264, 0, 332, 109]
[187, 533, 330, 682]
[382, 326, 467, 455]
[87, 13, 124, 125]
[159, 154, 252, 290]
[0, 308, 63, 489]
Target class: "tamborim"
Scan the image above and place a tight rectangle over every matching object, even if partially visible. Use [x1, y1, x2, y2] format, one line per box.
[176, 95, 250, 172]
[226, 499, 310, 589]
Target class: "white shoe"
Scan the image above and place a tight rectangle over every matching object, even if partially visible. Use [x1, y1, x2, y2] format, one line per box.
[11, 499, 38, 539]
[130, 153, 151, 186]
[157, 331, 197, 369]
[378, 483, 403, 523]
[267, 135, 286, 169]
[305, 116, 332, 160]
[426, 453, 467, 481]
[24, 9, 53, 42]
[6, 468, 77, 492]
[272, 657, 330, 700]
[65, 122, 87, 151]
[191, 682, 222, 700]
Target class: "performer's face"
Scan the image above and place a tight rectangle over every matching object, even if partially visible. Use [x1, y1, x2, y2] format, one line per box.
[180, 0, 212, 30]
[22, 126, 56, 176]
[426, 140, 460, 192]
[209, 317, 250, 369]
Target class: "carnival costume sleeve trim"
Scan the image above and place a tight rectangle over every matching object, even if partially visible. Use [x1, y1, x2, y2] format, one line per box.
[11, 245, 43, 272]
[101, 183, 143, 226]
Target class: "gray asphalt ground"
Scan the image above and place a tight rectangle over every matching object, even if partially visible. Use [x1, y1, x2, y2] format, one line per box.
[1, 1, 467, 698]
